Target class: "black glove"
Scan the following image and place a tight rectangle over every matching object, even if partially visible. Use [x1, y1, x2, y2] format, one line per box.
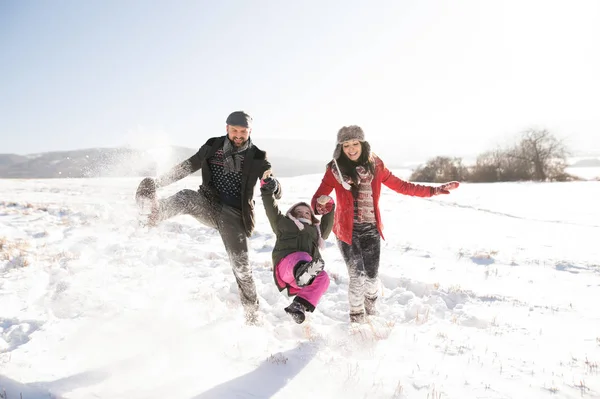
[260, 177, 279, 194]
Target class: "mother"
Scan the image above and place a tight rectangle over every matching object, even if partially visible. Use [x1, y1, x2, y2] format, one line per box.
[311, 125, 459, 323]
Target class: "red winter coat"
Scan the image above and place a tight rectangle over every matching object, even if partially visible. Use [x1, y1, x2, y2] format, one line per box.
[311, 155, 434, 245]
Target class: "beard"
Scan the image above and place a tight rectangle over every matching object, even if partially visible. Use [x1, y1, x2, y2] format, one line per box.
[229, 136, 248, 148]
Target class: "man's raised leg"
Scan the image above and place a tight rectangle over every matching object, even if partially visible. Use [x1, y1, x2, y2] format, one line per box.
[154, 189, 219, 228]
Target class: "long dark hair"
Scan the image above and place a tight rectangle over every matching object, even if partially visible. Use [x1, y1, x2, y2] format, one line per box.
[335, 141, 375, 197]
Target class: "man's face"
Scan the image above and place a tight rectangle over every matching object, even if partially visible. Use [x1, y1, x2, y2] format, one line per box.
[227, 125, 251, 148]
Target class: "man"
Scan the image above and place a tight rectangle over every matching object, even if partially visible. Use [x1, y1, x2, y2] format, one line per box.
[135, 111, 280, 324]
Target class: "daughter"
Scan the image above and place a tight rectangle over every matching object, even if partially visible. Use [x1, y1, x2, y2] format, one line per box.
[260, 177, 335, 324]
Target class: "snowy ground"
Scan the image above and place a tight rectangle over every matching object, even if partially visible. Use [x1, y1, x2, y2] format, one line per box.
[1, 176, 599, 399]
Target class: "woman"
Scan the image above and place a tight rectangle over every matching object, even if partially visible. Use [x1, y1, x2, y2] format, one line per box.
[311, 125, 459, 323]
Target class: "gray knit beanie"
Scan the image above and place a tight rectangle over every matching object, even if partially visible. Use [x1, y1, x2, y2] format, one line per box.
[333, 125, 365, 159]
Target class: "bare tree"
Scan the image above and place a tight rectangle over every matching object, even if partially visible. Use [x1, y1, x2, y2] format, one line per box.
[470, 150, 503, 182]
[508, 129, 569, 181]
[410, 129, 572, 183]
[409, 156, 468, 182]
[470, 147, 532, 182]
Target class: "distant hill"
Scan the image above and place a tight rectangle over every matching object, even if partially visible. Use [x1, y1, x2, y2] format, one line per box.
[0, 154, 28, 168]
[0, 146, 333, 178]
[0, 148, 165, 178]
[569, 158, 600, 168]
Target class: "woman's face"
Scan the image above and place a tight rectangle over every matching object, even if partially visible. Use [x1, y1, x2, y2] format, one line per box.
[342, 140, 362, 162]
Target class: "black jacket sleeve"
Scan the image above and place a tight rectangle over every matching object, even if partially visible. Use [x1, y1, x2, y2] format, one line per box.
[155, 145, 207, 188]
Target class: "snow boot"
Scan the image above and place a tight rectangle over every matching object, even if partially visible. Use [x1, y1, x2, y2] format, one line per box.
[135, 178, 159, 226]
[293, 259, 324, 287]
[284, 300, 306, 324]
[349, 311, 366, 324]
[365, 296, 379, 316]
[244, 303, 262, 326]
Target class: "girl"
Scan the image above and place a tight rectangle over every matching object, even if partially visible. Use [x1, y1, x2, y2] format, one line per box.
[261, 177, 335, 324]
[311, 125, 459, 323]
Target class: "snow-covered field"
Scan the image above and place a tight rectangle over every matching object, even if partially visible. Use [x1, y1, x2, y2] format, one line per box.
[1, 176, 599, 399]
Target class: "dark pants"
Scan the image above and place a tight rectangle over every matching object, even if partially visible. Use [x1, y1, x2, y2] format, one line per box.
[156, 188, 258, 311]
[337, 222, 381, 316]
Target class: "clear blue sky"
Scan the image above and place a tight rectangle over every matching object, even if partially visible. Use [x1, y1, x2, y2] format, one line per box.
[1, 0, 599, 159]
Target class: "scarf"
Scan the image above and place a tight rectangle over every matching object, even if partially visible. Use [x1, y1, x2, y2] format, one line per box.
[355, 165, 374, 184]
[222, 137, 251, 174]
[331, 163, 373, 188]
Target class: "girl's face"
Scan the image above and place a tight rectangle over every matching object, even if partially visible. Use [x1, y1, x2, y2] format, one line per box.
[293, 205, 312, 220]
[342, 140, 362, 161]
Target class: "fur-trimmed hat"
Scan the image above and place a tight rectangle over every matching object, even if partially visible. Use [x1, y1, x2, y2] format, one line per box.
[286, 202, 325, 249]
[333, 125, 365, 159]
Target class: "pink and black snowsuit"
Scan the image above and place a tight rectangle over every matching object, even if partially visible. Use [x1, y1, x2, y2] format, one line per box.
[261, 191, 334, 312]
